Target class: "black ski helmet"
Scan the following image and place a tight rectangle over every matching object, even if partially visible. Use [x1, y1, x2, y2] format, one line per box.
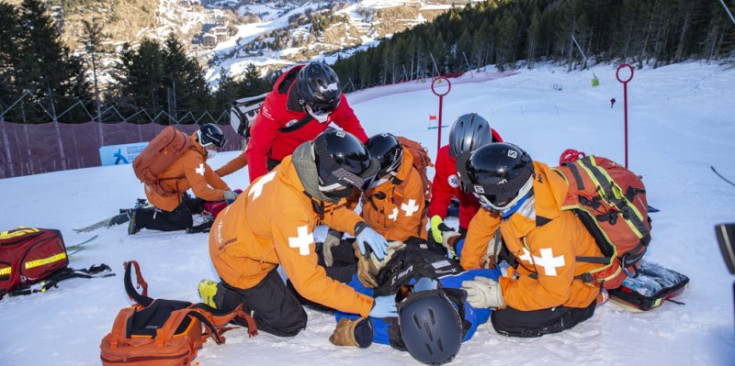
[296, 62, 341, 116]
[198, 123, 226, 148]
[448, 113, 492, 158]
[459, 143, 534, 211]
[398, 289, 464, 365]
[365, 133, 403, 178]
[313, 130, 378, 199]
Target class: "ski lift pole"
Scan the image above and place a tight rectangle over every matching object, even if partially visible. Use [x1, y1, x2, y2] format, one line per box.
[616, 64, 634, 168]
[431, 76, 451, 152]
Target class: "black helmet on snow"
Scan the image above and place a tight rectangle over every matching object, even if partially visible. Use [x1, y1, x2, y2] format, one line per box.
[365, 133, 403, 179]
[398, 289, 464, 365]
[458, 143, 534, 212]
[295, 62, 341, 119]
[198, 123, 226, 148]
[448, 113, 492, 158]
[313, 130, 378, 199]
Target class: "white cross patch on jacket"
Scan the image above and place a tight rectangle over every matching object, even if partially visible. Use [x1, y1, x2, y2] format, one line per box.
[248, 171, 276, 200]
[533, 248, 565, 276]
[388, 208, 398, 221]
[400, 199, 420, 216]
[288, 225, 314, 256]
[196, 163, 205, 176]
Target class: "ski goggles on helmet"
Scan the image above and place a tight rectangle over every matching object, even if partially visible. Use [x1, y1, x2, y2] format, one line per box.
[319, 161, 379, 194]
[472, 176, 534, 212]
[379, 148, 403, 178]
[198, 131, 226, 148]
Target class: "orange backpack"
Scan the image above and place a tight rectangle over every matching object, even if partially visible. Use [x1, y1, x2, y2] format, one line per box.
[100, 261, 257, 366]
[396, 136, 433, 201]
[553, 153, 651, 289]
[132, 127, 192, 196]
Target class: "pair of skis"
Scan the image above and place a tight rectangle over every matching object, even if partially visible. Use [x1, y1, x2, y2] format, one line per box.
[66, 234, 99, 255]
[73, 199, 214, 234]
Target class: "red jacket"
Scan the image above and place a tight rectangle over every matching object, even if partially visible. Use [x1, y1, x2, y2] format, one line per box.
[427, 129, 502, 230]
[245, 65, 368, 181]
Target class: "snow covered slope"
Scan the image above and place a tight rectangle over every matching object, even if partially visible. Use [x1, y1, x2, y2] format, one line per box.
[1, 62, 734, 365]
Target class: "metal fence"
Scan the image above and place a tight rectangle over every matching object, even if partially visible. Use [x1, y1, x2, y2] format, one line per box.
[0, 119, 245, 180]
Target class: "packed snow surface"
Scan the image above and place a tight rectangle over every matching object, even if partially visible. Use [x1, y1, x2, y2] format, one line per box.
[1, 62, 734, 365]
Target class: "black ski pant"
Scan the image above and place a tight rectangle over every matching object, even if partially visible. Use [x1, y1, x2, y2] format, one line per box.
[491, 300, 596, 337]
[136, 195, 204, 232]
[216, 269, 307, 337]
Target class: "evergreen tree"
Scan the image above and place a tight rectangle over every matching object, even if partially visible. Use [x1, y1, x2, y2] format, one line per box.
[163, 33, 212, 123]
[12, 0, 90, 123]
[0, 3, 22, 105]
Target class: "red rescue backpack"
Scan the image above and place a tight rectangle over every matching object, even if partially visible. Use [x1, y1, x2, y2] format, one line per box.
[133, 126, 193, 196]
[553, 151, 651, 289]
[1, 227, 113, 299]
[0, 227, 68, 297]
[100, 261, 257, 366]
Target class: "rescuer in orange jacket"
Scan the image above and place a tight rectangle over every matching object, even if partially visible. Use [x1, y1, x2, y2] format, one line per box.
[361, 133, 428, 243]
[129, 124, 238, 234]
[320, 133, 429, 270]
[457, 143, 604, 337]
[200, 130, 396, 337]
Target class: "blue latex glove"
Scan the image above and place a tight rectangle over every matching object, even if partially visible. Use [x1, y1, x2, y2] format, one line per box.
[223, 190, 238, 204]
[369, 295, 397, 318]
[413, 277, 438, 292]
[354, 222, 388, 260]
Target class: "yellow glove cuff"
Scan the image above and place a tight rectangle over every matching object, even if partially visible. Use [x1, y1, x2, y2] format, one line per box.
[430, 215, 443, 243]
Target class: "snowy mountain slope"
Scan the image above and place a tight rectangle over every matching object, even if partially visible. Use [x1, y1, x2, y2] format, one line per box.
[1, 62, 734, 365]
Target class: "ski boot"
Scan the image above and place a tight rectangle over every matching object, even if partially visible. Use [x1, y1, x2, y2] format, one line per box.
[198, 279, 221, 309]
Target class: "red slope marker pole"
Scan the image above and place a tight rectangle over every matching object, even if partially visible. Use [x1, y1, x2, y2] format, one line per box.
[616, 64, 634, 169]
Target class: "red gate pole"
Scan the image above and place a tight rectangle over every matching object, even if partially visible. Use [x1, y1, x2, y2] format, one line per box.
[616, 64, 634, 169]
[431, 77, 451, 153]
[437, 95, 443, 152]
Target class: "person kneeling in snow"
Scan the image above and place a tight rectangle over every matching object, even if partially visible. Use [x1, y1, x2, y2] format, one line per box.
[129, 124, 238, 235]
[200, 130, 395, 337]
[457, 142, 605, 337]
[321, 133, 430, 269]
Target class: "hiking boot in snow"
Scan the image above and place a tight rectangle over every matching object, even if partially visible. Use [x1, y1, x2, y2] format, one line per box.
[127, 210, 141, 235]
[198, 279, 220, 309]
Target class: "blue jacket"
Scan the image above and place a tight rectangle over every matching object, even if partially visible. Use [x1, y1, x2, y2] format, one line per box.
[335, 268, 501, 344]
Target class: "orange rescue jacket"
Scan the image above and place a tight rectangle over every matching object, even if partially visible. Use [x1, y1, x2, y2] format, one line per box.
[208, 155, 374, 317]
[145, 133, 230, 212]
[460, 161, 603, 311]
[215, 152, 248, 177]
[360, 149, 428, 242]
